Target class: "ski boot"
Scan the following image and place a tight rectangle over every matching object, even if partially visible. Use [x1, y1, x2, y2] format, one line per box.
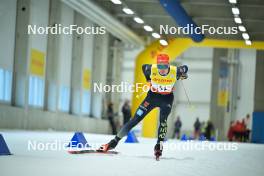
[98, 137, 119, 152]
[154, 142, 163, 161]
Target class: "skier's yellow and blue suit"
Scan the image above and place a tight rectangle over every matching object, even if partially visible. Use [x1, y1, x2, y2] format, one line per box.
[117, 64, 188, 143]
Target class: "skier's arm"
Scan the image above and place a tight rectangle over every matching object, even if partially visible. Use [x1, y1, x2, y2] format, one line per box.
[142, 64, 152, 82]
[177, 65, 188, 80]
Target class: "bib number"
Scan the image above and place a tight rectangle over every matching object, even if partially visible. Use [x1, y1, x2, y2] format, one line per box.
[151, 84, 173, 92]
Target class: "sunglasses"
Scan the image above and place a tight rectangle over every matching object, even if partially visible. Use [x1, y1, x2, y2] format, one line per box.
[157, 64, 169, 69]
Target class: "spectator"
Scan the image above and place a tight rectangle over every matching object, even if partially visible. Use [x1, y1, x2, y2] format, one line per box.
[245, 114, 251, 129]
[107, 102, 117, 135]
[173, 116, 182, 139]
[205, 120, 215, 140]
[233, 120, 246, 142]
[244, 114, 251, 142]
[194, 117, 201, 139]
[121, 100, 131, 125]
[227, 121, 235, 141]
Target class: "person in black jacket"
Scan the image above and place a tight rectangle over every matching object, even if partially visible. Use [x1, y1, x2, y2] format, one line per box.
[205, 120, 214, 140]
[107, 102, 117, 135]
[194, 117, 201, 139]
[121, 100, 131, 125]
[173, 116, 182, 139]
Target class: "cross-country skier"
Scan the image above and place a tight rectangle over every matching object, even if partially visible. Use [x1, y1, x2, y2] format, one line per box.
[98, 53, 188, 160]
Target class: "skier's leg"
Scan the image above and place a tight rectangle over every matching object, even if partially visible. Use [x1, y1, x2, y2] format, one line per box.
[154, 104, 172, 158]
[157, 104, 172, 143]
[99, 95, 155, 151]
[154, 94, 174, 158]
[116, 103, 154, 139]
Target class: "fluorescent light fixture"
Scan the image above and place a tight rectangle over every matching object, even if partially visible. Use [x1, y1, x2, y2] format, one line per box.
[242, 33, 250, 40]
[232, 7, 240, 15]
[238, 25, 246, 32]
[133, 17, 144, 24]
[159, 39, 168, 46]
[229, 0, 237, 4]
[245, 40, 252, 45]
[234, 17, 242, 24]
[143, 25, 153, 32]
[62, 0, 145, 46]
[152, 33, 161, 39]
[110, 0, 122, 4]
[122, 8, 134, 15]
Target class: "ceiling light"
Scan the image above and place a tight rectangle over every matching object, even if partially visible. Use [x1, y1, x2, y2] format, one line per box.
[238, 25, 246, 32]
[152, 33, 161, 39]
[62, 0, 145, 46]
[229, 0, 237, 4]
[242, 33, 250, 40]
[159, 39, 168, 46]
[143, 25, 153, 32]
[245, 40, 252, 45]
[234, 17, 242, 24]
[122, 8, 134, 15]
[133, 17, 144, 24]
[232, 7, 240, 15]
[110, 0, 122, 4]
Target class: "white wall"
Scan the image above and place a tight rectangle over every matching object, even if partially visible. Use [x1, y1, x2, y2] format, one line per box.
[81, 18, 94, 115]
[46, 2, 74, 112]
[0, 0, 16, 70]
[119, 46, 143, 134]
[235, 49, 256, 128]
[0, 0, 112, 133]
[71, 13, 94, 115]
[0, 0, 16, 103]
[28, 0, 49, 53]
[13, 0, 50, 107]
[174, 47, 213, 132]
[91, 33, 109, 118]
[0, 104, 109, 134]
[121, 46, 143, 102]
[57, 4, 73, 87]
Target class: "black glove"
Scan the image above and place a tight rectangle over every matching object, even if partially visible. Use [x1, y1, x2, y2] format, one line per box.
[177, 65, 188, 80]
[180, 65, 188, 73]
[180, 73, 188, 80]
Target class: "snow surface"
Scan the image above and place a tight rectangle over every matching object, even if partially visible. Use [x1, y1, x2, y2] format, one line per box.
[0, 130, 264, 176]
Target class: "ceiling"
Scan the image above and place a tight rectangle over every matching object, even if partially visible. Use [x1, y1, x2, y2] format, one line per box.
[92, 0, 264, 41]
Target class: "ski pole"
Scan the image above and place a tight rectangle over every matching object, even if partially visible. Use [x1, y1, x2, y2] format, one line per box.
[180, 80, 195, 111]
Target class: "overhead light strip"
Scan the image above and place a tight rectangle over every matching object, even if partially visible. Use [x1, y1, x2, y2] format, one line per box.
[110, 0, 122, 5]
[109, 0, 165, 45]
[62, 0, 144, 46]
[122, 7, 134, 15]
[229, 0, 252, 45]
[133, 17, 144, 24]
